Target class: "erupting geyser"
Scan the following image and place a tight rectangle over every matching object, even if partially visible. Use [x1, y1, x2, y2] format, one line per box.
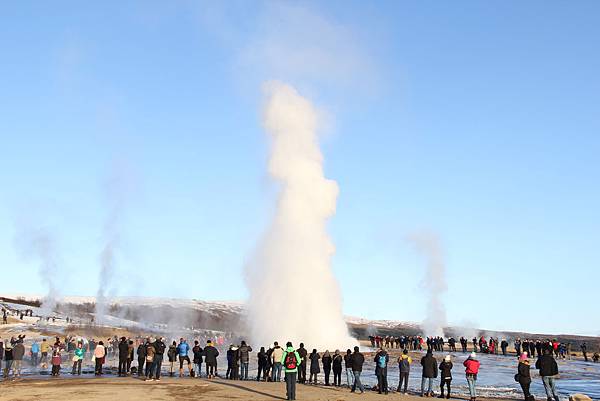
[245, 81, 354, 349]
[409, 232, 448, 337]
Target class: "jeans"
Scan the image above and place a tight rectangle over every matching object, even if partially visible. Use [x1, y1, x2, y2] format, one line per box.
[31, 352, 38, 366]
[542, 376, 559, 399]
[352, 371, 365, 393]
[150, 354, 163, 379]
[399, 372, 409, 393]
[421, 377, 434, 395]
[346, 368, 354, 387]
[377, 367, 388, 393]
[272, 362, 282, 382]
[467, 375, 477, 397]
[138, 358, 145, 376]
[194, 363, 202, 377]
[285, 372, 297, 400]
[241, 362, 249, 379]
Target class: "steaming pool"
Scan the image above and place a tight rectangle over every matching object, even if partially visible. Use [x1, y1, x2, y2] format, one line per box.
[9, 350, 600, 399]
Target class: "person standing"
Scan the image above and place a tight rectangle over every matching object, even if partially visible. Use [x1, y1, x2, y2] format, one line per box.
[40, 338, 50, 369]
[257, 346, 268, 381]
[332, 350, 343, 387]
[192, 340, 203, 378]
[463, 352, 480, 401]
[137, 340, 147, 377]
[297, 343, 308, 384]
[168, 341, 178, 377]
[397, 349, 412, 394]
[0, 340, 4, 372]
[94, 340, 106, 376]
[51, 348, 62, 376]
[516, 353, 533, 401]
[536, 349, 559, 401]
[322, 350, 332, 386]
[30, 340, 40, 366]
[145, 339, 156, 380]
[3, 342, 13, 378]
[203, 340, 219, 379]
[281, 342, 301, 401]
[438, 355, 453, 399]
[152, 337, 166, 381]
[580, 342, 588, 362]
[375, 348, 389, 395]
[351, 346, 365, 394]
[344, 349, 354, 388]
[177, 338, 192, 377]
[71, 342, 84, 375]
[12, 340, 25, 378]
[127, 340, 135, 374]
[420, 349, 438, 397]
[118, 337, 129, 377]
[238, 341, 252, 380]
[309, 349, 320, 384]
[271, 342, 284, 382]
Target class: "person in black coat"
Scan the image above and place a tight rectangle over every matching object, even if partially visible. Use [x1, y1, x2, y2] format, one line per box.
[421, 349, 438, 397]
[192, 341, 203, 378]
[438, 355, 453, 399]
[321, 350, 332, 385]
[309, 349, 320, 384]
[535, 349, 559, 401]
[203, 340, 219, 379]
[136, 341, 147, 377]
[332, 350, 343, 386]
[257, 347, 269, 381]
[351, 346, 365, 393]
[297, 343, 308, 384]
[118, 337, 129, 377]
[516, 354, 532, 401]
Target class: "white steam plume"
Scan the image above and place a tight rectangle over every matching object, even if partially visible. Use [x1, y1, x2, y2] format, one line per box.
[409, 232, 448, 337]
[245, 81, 354, 349]
[95, 165, 134, 324]
[14, 225, 61, 315]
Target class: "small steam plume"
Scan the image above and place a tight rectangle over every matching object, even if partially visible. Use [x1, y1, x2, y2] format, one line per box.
[245, 81, 354, 349]
[408, 232, 448, 337]
[95, 164, 134, 324]
[14, 224, 61, 316]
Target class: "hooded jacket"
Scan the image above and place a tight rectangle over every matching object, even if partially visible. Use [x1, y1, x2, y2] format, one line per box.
[398, 354, 412, 373]
[463, 357, 480, 375]
[421, 352, 438, 378]
[439, 360, 452, 379]
[281, 346, 301, 373]
[535, 354, 558, 377]
[239, 344, 252, 363]
[352, 351, 365, 372]
[203, 344, 219, 365]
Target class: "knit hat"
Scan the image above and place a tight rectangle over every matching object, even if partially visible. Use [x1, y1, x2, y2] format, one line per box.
[445, 355, 451, 362]
[470, 352, 476, 359]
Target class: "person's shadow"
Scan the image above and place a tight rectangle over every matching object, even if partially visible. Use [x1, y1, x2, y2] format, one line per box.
[211, 380, 287, 400]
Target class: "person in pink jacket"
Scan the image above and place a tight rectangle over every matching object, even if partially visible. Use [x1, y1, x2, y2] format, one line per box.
[463, 352, 480, 401]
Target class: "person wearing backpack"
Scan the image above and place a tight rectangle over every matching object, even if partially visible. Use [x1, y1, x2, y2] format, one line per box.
[397, 349, 412, 394]
[421, 349, 438, 397]
[375, 348, 389, 394]
[351, 346, 365, 393]
[281, 342, 301, 401]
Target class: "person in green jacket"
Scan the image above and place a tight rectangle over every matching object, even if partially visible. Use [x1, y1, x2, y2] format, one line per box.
[281, 342, 301, 401]
[72, 342, 84, 375]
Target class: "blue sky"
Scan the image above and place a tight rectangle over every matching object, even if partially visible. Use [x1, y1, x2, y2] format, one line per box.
[1, 1, 598, 335]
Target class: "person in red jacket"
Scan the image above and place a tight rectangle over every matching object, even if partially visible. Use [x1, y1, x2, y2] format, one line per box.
[463, 352, 480, 401]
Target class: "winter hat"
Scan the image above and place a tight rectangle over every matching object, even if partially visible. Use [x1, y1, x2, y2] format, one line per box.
[444, 355, 451, 362]
[470, 352, 476, 359]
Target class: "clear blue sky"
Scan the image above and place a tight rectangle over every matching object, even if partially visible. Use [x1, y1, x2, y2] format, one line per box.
[1, 1, 598, 335]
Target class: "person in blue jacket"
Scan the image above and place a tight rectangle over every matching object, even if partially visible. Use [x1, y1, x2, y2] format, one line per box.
[30, 340, 40, 366]
[177, 338, 192, 377]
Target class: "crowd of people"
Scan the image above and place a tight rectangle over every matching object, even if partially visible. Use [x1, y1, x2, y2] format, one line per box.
[1, 330, 595, 401]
